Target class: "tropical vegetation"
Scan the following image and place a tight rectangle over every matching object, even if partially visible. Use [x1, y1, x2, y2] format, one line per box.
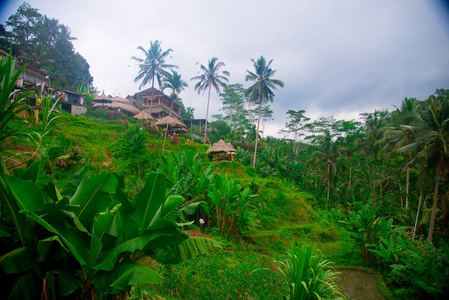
[1, 3, 449, 300]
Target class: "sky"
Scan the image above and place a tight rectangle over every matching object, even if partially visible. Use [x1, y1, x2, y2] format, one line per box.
[1, 0, 449, 137]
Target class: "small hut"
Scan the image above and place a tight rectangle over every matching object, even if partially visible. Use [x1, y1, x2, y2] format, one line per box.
[133, 109, 154, 121]
[155, 116, 188, 134]
[206, 139, 237, 162]
[93, 95, 141, 116]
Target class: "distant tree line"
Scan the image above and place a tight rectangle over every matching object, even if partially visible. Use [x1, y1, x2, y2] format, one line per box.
[0, 2, 93, 89]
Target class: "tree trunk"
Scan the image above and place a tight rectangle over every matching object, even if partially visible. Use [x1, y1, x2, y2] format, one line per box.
[229, 106, 233, 134]
[327, 173, 330, 209]
[413, 193, 423, 241]
[406, 153, 411, 209]
[162, 100, 175, 155]
[428, 171, 440, 243]
[149, 81, 154, 114]
[252, 98, 263, 168]
[204, 85, 211, 144]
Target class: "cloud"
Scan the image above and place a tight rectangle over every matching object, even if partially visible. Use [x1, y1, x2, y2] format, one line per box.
[1, 0, 448, 138]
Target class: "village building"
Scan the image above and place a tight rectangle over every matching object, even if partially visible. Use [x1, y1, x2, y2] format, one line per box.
[130, 87, 181, 119]
[54, 89, 87, 116]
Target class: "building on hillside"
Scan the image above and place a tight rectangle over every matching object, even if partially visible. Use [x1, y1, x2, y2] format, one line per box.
[206, 139, 237, 162]
[130, 87, 181, 119]
[54, 89, 87, 116]
[0, 49, 52, 101]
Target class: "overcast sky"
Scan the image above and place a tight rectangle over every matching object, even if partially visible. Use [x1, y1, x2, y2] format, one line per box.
[1, 0, 449, 136]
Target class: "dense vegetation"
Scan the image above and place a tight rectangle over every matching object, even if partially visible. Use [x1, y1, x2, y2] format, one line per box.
[0, 2, 92, 89]
[1, 4, 449, 299]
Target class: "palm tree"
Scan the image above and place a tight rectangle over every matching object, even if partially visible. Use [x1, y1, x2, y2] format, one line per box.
[161, 71, 188, 155]
[191, 57, 229, 143]
[398, 91, 449, 243]
[132, 40, 177, 90]
[307, 130, 339, 207]
[415, 94, 449, 243]
[18, 44, 54, 68]
[245, 56, 284, 167]
[380, 98, 422, 208]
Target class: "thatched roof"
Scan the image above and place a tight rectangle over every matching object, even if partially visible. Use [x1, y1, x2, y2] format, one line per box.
[92, 102, 140, 115]
[155, 116, 187, 129]
[133, 109, 154, 120]
[110, 96, 133, 105]
[94, 93, 110, 101]
[206, 139, 237, 154]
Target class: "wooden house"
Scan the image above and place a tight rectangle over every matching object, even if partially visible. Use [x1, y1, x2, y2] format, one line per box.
[131, 87, 181, 119]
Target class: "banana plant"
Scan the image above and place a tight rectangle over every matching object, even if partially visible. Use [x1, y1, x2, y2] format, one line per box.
[0, 161, 219, 299]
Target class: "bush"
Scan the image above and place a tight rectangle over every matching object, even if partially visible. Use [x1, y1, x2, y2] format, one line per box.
[277, 242, 343, 299]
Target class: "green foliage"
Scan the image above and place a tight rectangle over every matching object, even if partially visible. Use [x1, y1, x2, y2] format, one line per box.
[341, 203, 449, 298]
[2, 3, 93, 88]
[153, 249, 283, 299]
[277, 242, 343, 300]
[0, 52, 30, 155]
[0, 161, 219, 299]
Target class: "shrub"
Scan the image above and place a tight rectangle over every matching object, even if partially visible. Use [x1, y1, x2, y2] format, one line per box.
[277, 242, 343, 299]
[171, 135, 180, 145]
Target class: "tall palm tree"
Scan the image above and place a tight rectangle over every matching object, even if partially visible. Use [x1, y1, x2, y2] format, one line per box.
[191, 57, 229, 143]
[132, 40, 177, 90]
[379, 98, 422, 208]
[398, 91, 449, 243]
[307, 130, 339, 207]
[132, 40, 177, 114]
[163, 70, 188, 98]
[245, 56, 284, 167]
[161, 71, 188, 155]
[415, 94, 449, 243]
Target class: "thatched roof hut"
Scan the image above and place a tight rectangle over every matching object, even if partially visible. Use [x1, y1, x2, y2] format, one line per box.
[94, 93, 111, 102]
[206, 139, 237, 155]
[155, 116, 188, 132]
[133, 109, 154, 120]
[92, 94, 141, 116]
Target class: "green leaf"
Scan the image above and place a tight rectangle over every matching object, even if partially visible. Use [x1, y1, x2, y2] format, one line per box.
[110, 263, 163, 290]
[36, 236, 69, 262]
[133, 173, 167, 232]
[0, 227, 11, 237]
[89, 204, 121, 266]
[0, 174, 28, 246]
[69, 172, 118, 226]
[26, 211, 89, 266]
[91, 262, 162, 294]
[57, 271, 81, 297]
[3, 173, 46, 212]
[12, 160, 52, 187]
[0, 247, 35, 273]
[7, 270, 38, 300]
[160, 195, 184, 219]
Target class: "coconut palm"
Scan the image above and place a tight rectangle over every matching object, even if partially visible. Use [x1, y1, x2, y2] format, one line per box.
[161, 71, 188, 155]
[245, 56, 284, 167]
[307, 130, 339, 207]
[415, 93, 449, 243]
[18, 44, 54, 67]
[397, 91, 449, 243]
[379, 98, 422, 208]
[163, 70, 188, 98]
[191, 57, 229, 143]
[132, 40, 177, 90]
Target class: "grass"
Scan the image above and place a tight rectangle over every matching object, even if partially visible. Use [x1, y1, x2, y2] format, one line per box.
[150, 249, 283, 300]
